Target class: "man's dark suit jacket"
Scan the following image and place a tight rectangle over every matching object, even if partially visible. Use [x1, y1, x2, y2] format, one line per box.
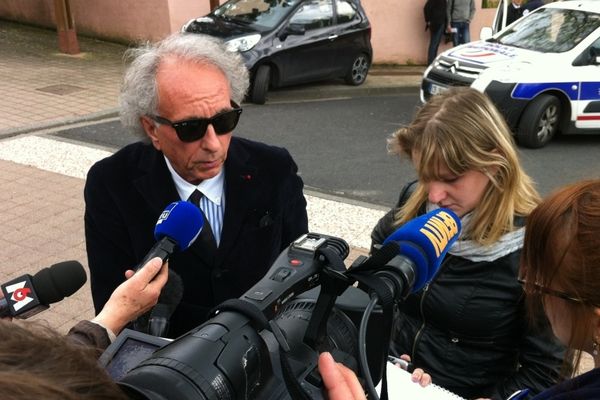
[84, 137, 308, 337]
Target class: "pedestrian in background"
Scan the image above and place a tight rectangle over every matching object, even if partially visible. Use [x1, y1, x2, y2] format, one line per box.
[424, 0, 448, 65]
[506, 0, 524, 26]
[447, 0, 476, 46]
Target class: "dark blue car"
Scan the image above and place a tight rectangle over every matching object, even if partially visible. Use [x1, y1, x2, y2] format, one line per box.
[183, 0, 372, 104]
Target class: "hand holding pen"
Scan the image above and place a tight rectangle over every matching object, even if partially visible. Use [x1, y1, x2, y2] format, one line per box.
[388, 354, 432, 387]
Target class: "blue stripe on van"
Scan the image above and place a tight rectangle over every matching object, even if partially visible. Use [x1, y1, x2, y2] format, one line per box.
[512, 83, 579, 101]
[580, 82, 600, 101]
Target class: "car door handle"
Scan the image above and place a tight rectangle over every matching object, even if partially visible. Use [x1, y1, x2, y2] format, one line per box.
[327, 34, 338, 40]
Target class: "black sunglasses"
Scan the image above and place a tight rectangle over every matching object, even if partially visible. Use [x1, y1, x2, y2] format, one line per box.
[149, 101, 242, 143]
[518, 278, 597, 306]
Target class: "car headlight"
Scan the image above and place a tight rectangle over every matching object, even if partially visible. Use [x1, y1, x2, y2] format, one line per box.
[225, 34, 261, 52]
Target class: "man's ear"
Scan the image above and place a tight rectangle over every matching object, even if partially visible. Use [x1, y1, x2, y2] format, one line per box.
[140, 116, 162, 151]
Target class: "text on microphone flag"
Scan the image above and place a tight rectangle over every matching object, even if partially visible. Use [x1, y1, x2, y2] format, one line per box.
[419, 210, 460, 257]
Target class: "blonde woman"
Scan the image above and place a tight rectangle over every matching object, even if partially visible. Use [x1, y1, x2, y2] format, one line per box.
[371, 87, 564, 399]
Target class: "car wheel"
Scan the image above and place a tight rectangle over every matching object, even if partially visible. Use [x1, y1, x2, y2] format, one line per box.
[251, 65, 270, 105]
[517, 94, 561, 149]
[345, 53, 370, 86]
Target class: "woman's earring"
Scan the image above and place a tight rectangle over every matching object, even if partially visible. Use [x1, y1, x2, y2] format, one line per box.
[593, 338, 599, 357]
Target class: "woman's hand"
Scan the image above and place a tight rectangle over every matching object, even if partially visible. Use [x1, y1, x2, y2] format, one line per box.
[392, 354, 432, 387]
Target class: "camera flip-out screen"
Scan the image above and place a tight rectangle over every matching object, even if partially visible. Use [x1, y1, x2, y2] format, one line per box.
[99, 329, 171, 381]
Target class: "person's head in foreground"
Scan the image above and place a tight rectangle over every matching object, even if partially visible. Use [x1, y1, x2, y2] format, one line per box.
[0, 319, 126, 400]
[520, 178, 600, 371]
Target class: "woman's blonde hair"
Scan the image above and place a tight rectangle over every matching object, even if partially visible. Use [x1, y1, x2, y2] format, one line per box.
[389, 87, 540, 245]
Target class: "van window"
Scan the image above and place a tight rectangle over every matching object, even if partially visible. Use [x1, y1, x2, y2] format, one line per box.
[495, 8, 600, 53]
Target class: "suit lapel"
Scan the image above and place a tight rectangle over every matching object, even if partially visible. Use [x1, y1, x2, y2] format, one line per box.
[216, 139, 258, 266]
[133, 145, 180, 214]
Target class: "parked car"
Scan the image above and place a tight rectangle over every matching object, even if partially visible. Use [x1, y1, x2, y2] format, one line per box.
[182, 0, 372, 104]
[421, 0, 600, 148]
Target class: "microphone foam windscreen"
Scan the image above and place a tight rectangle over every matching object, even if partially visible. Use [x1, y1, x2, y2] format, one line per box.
[154, 201, 204, 251]
[384, 208, 461, 291]
[32, 261, 87, 304]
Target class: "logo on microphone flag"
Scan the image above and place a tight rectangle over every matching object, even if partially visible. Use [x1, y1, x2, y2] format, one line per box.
[5, 281, 34, 311]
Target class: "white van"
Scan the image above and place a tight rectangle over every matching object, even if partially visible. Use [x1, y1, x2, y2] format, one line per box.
[421, 0, 600, 148]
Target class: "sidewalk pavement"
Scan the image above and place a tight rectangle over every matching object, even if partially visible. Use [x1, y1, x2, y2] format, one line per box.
[0, 20, 421, 333]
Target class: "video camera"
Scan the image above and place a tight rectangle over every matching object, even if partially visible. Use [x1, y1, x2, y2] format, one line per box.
[101, 208, 461, 400]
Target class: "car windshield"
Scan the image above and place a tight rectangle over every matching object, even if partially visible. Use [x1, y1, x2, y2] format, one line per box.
[214, 0, 301, 30]
[495, 8, 600, 53]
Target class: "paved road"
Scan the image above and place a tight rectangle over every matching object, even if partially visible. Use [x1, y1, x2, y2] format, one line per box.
[52, 92, 600, 207]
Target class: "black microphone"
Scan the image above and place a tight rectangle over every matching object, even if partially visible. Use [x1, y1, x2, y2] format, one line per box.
[148, 270, 184, 337]
[0, 261, 87, 319]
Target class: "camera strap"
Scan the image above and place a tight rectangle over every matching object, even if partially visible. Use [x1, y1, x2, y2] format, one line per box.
[307, 242, 398, 400]
[344, 242, 401, 400]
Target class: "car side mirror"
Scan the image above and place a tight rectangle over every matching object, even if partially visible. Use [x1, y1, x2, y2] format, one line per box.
[480, 27, 493, 41]
[285, 23, 306, 36]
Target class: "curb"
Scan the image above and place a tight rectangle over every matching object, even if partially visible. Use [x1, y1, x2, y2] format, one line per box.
[0, 108, 120, 139]
[267, 82, 420, 103]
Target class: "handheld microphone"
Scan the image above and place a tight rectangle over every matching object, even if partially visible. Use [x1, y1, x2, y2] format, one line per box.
[380, 208, 461, 298]
[135, 201, 204, 270]
[148, 270, 184, 337]
[0, 261, 87, 319]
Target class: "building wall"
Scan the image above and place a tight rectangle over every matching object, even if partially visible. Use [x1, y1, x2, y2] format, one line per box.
[362, 0, 495, 64]
[0, 0, 495, 64]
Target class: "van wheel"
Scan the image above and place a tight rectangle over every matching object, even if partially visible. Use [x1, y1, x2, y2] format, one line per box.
[517, 94, 561, 149]
[251, 65, 270, 105]
[345, 53, 370, 85]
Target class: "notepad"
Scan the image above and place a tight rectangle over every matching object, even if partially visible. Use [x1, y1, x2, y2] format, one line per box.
[377, 362, 465, 400]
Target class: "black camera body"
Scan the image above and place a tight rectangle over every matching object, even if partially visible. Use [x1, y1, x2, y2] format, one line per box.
[111, 233, 385, 400]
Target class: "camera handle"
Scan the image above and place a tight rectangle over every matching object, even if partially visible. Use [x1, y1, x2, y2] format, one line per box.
[304, 246, 351, 350]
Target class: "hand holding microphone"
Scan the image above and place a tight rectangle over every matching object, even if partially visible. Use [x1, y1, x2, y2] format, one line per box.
[93, 257, 169, 336]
